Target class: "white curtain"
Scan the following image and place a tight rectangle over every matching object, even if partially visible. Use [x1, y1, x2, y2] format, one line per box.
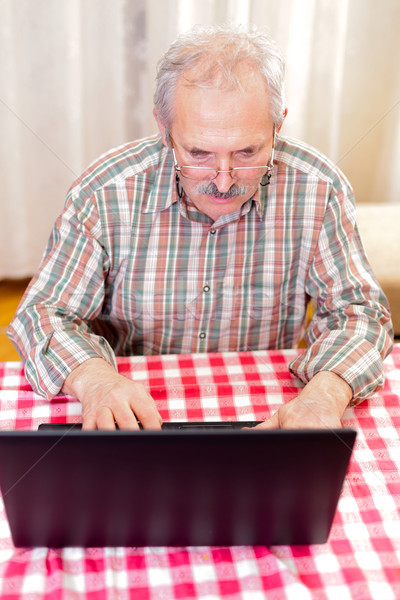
[1, 0, 399, 278]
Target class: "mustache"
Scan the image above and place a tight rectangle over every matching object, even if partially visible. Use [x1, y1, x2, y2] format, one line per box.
[194, 181, 250, 199]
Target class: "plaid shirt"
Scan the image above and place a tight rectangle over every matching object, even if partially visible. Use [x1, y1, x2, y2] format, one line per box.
[8, 134, 393, 401]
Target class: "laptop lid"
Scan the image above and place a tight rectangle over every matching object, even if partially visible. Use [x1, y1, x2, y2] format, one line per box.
[0, 425, 356, 547]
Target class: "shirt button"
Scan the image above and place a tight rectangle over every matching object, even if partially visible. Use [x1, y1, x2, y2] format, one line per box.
[210, 229, 216, 235]
[203, 285, 210, 292]
[199, 332, 207, 339]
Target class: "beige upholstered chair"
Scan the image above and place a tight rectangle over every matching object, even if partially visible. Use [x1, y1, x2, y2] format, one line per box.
[356, 204, 400, 337]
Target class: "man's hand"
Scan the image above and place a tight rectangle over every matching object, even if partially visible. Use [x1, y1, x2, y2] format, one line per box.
[258, 371, 353, 430]
[62, 358, 163, 430]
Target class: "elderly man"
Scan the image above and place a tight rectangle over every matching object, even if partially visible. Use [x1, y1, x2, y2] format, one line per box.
[9, 25, 393, 430]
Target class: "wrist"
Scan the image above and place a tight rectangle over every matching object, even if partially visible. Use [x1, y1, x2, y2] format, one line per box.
[299, 371, 353, 417]
[62, 357, 117, 399]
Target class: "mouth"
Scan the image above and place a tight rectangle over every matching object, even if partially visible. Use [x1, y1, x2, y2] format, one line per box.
[207, 193, 235, 204]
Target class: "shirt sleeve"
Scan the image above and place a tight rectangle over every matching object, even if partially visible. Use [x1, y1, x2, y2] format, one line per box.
[289, 181, 394, 403]
[7, 194, 117, 399]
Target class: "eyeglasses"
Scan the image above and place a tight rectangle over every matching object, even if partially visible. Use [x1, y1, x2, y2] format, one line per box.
[169, 128, 275, 182]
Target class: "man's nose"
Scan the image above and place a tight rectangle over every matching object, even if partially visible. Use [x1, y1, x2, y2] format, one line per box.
[213, 169, 234, 193]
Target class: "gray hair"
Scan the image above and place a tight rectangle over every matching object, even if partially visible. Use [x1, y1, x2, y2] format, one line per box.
[154, 24, 286, 129]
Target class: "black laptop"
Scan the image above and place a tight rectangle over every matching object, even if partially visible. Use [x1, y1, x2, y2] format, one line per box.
[0, 422, 356, 548]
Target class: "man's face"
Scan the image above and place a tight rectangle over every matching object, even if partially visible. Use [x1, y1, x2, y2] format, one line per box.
[156, 68, 276, 222]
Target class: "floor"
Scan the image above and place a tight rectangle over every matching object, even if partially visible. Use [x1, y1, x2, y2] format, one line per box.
[0, 279, 30, 361]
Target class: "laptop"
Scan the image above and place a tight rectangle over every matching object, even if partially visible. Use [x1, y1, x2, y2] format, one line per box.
[0, 422, 356, 548]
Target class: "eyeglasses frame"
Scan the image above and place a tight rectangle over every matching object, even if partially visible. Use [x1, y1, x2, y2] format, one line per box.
[169, 126, 276, 186]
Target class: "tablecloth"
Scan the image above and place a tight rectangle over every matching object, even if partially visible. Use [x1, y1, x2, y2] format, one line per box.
[0, 347, 399, 599]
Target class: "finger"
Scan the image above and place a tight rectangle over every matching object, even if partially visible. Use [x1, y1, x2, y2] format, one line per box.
[82, 413, 97, 431]
[128, 392, 163, 430]
[136, 407, 163, 430]
[134, 403, 163, 430]
[112, 394, 162, 430]
[96, 405, 119, 430]
[112, 403, 141, 430]
[257, 410, 281, 429]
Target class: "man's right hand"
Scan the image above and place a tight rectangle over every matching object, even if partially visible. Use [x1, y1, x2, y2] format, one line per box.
[61, 358, 163, 430]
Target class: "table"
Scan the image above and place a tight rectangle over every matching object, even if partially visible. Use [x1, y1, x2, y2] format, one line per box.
[0, 347, 399, 599]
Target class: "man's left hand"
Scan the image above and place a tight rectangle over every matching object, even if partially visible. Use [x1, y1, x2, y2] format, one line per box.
[258, 371, 353, 429]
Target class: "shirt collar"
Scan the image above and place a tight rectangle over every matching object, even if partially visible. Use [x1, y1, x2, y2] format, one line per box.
[142, 142, 179, 214]
[251, 188, 265, 220]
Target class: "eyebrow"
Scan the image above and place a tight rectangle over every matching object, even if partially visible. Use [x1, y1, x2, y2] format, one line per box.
[184, 143, 264, 154]
[186, 146, 210, 154]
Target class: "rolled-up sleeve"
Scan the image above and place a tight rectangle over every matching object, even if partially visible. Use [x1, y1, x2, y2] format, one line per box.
[8, 195, 117, 399]
[289, 184, 393, 403]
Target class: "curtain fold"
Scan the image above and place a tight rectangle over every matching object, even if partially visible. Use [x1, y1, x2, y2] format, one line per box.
[1, 0, 399, 278]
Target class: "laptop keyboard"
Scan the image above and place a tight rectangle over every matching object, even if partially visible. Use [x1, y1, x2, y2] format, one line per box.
[38, 421, 262, 431]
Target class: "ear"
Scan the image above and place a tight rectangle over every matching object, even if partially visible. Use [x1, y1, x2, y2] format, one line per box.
[153, 109, 168, 146]
[277, 108, 288, 133]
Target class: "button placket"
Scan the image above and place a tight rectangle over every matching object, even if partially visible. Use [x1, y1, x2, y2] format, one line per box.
[197, 227, 219, 347]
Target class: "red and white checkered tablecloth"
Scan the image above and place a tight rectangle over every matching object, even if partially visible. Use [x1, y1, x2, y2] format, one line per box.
[0, 347, 399, 599]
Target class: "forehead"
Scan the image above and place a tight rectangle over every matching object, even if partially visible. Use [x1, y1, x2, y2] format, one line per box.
[171, 67, 273, 150]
